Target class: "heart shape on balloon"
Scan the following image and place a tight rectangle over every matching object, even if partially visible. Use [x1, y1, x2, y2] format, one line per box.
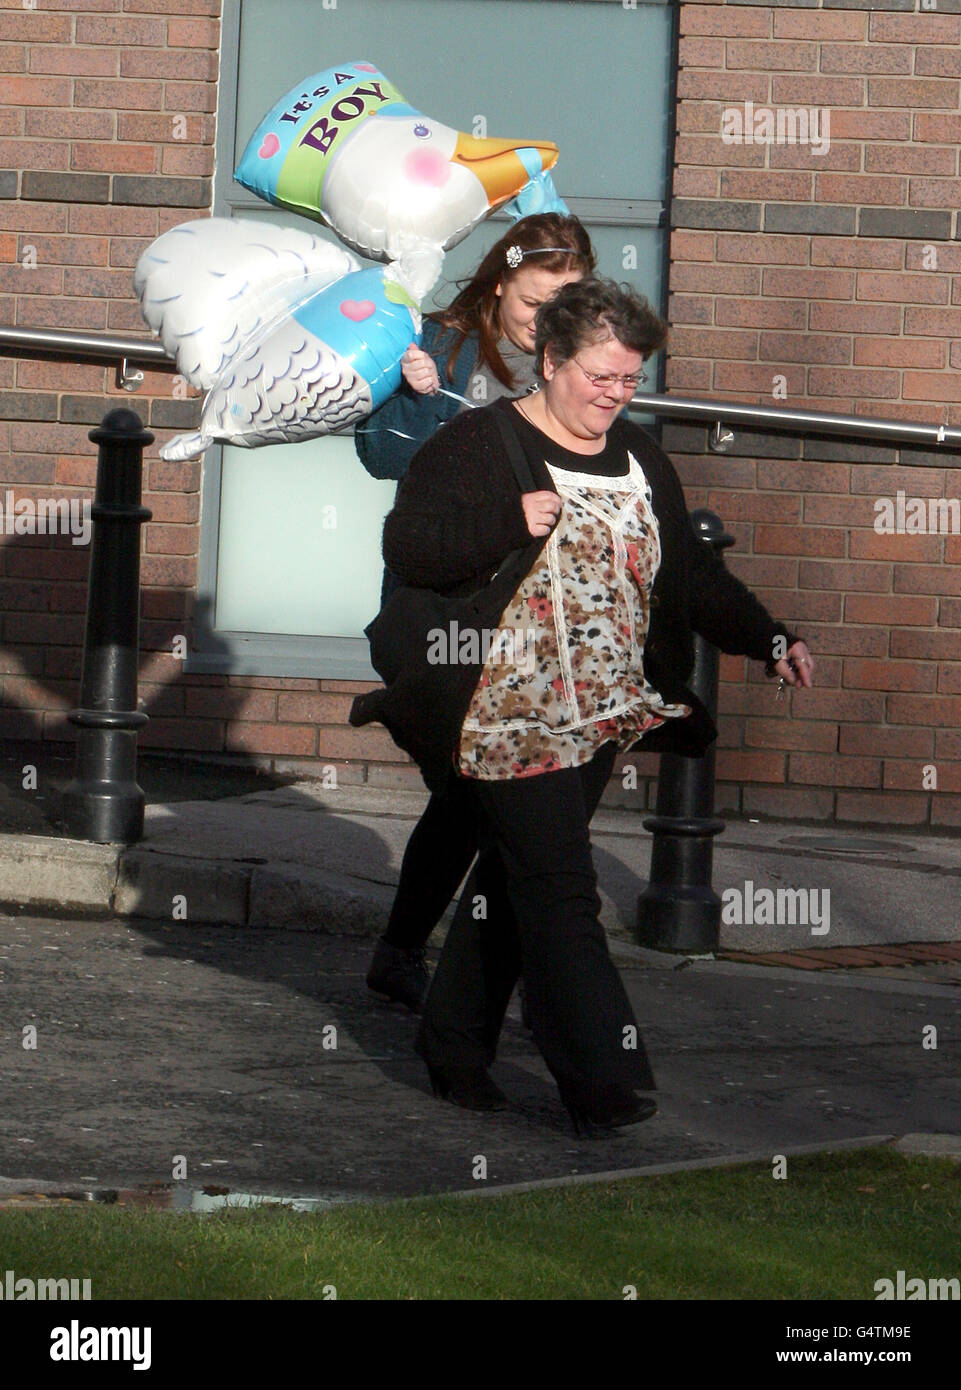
[340, 299, 376, 322]
[356, 63, 378, 72]
[259, 133, 280, 158]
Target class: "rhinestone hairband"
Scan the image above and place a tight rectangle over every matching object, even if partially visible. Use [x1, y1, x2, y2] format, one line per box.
[505, 245, 575, 269]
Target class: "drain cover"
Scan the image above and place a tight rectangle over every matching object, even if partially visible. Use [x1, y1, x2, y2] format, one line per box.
[780, 836, 915, 855]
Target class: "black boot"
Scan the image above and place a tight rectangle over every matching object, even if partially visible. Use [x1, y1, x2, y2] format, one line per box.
[366, 937, 430, 1013]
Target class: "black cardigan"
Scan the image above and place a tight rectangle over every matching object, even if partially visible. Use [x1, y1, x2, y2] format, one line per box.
[366, 398, 797, 761]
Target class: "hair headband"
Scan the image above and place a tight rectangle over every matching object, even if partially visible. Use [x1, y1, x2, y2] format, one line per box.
[504, 245, 577, 269]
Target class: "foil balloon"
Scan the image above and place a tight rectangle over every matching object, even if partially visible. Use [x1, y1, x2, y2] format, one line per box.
[234, 59, 562, 264]
[134, 218, 422, 461]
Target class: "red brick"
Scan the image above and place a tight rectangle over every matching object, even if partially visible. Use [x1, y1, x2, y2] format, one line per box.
[812, 303, 902, 336]
[678, 36, 725, 68]
[910, 177, 961, 211]
[756, 461, 850, 495]
[682, 5, 771, 38]
[75, 14, 166, 44]
[744, 718, 838, 753]
[755, 524, 845, 557]
[727, 39, 816, 71]
[938, 665, 961, 696]
[887, 694, 961, 726]
[120, 49, 218, 81]
[71, 143, 158, 174]
[125, 0, 219, 12]
[850, 466, 947, 498]
[74, 79, 163, 112]
[717, 232, 808, 265]
[161, 82, 217, 114]
[840, 725, 933, 758]
[664, 326, 758, 360]
[854, 340, 944, 370]
[225, 722, 315, 757]
[760, 332, 851, 364]
[912, 308, 961, 337]
[835, 791, 928, 826]
[858, 269, 951, 304]
[161, 145, 215, 177]
[751, 591, 844, 626]
[670, 263, 760, 295]
[28, 47, 119, 77]
[832, 112, 910, 142]
[772, 76, 864, 106]
[931, 795, 961, 829]
[0, 74, 71, 107]
[230, 678, 319, 692]
[798, 623, 887, 658]
[0, 13, 72, 41]
[864, 145, 956, 177]
[669, 229, 715, 263]
[26, 109, 113, 140]
[895, 563, 961, 598]
[167, 17, 220, 47]
[665, 359, 712, 393]
[769, 142, 861, 173]
[674, 168, 719, 198]
[903, 373, 961, 404]
[139, 555, 196, 587]
[676, 72, 771, 103]
[68, 204, 157, 236]
[185, 689, 276, 721]
[675, 135, 765, 169]
[277, 693, 355, 723]
[715, 750, 786, 783]
[716, 299, 806, 329]
[843, 658, 936, 693]
[851, 531, 942, 563]
[915, 48, 961, 80]
[118, 111, 214, 144]
[890, 628, 959, 662]
[845, 595, 937, 626]
[869, 12, 961, 44]
[669, 294, 712, 326]
[720, 170, 812, 202]
[914, 114, 961, 144]
[726, 554, 798, 589]
[811, 238, 903, 271]
[790, 752, 880, 788]
[870, 78, 959, 111]
[819, 43, 911, 76]
[816, 174, 907, 207]
[316, 726, 409, 763]
[774, 11, 866, 41]
[808, 367, 900, 401]
[711, 363, 806, 395]
[762, 267, 855, 301]
[799, 559, 890, 593]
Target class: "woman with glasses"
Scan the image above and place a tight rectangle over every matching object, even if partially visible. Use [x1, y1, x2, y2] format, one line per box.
[356, 214, 595, 1014]
[375, 278, 814, 1133]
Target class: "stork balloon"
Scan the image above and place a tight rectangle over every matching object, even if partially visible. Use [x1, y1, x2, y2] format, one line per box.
[134, 61, 567, 460]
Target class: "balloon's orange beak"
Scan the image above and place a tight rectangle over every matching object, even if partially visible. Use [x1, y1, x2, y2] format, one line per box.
[451, 134, 559, 209]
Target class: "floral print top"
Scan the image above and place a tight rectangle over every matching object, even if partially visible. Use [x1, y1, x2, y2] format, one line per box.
[458, 449, 691, 780]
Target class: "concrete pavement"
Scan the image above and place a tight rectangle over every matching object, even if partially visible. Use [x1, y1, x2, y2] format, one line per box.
[0, 766, 958, 1201]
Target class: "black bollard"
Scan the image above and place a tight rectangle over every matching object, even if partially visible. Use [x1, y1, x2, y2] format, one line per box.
[636, 510, 734, 953]
[61, 408, 153, 844]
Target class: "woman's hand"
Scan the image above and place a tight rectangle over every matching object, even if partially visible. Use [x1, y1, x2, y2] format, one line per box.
[774, 640, 815, 690]
[400, 343, 440, 396]
[522, 490, 563, 538]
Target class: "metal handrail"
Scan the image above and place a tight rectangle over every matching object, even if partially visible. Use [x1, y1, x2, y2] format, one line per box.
[1, 324, 959, 454]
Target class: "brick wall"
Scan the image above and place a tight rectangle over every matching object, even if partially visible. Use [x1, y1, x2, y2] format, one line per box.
[658, 0, 961, 829]
[1, 0, 959, 827]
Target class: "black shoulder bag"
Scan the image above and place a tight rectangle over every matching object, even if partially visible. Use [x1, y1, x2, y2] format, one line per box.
[349, 407, 548, 791]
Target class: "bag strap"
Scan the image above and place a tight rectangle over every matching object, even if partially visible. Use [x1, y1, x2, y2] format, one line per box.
[490, 403, 538, 495]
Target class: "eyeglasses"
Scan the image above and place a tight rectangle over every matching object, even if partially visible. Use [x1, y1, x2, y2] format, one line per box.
[570, 358, 648, 392]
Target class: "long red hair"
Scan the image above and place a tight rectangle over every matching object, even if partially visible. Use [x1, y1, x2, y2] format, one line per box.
[431, 214, 595, 388]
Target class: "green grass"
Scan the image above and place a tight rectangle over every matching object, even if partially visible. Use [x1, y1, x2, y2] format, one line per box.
[0, 1148, 957, 1300]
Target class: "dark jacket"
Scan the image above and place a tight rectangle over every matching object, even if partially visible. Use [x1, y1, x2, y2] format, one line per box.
[353, 319, 477, 482]
[359, 399, 797, 766]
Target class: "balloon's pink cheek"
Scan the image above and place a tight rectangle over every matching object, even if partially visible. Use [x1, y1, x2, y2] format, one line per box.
[403, 149, 451, 187]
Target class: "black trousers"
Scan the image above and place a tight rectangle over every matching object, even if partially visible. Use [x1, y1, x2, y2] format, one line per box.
[417, 742, 656, 1110]
[383, 775, 477, 950]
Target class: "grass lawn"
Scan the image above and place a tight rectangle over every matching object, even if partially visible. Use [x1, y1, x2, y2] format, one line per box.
[0, 1147, 957, 1300]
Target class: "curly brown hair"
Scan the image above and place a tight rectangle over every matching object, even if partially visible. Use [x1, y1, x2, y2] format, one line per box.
[534, 277, 668, 376]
